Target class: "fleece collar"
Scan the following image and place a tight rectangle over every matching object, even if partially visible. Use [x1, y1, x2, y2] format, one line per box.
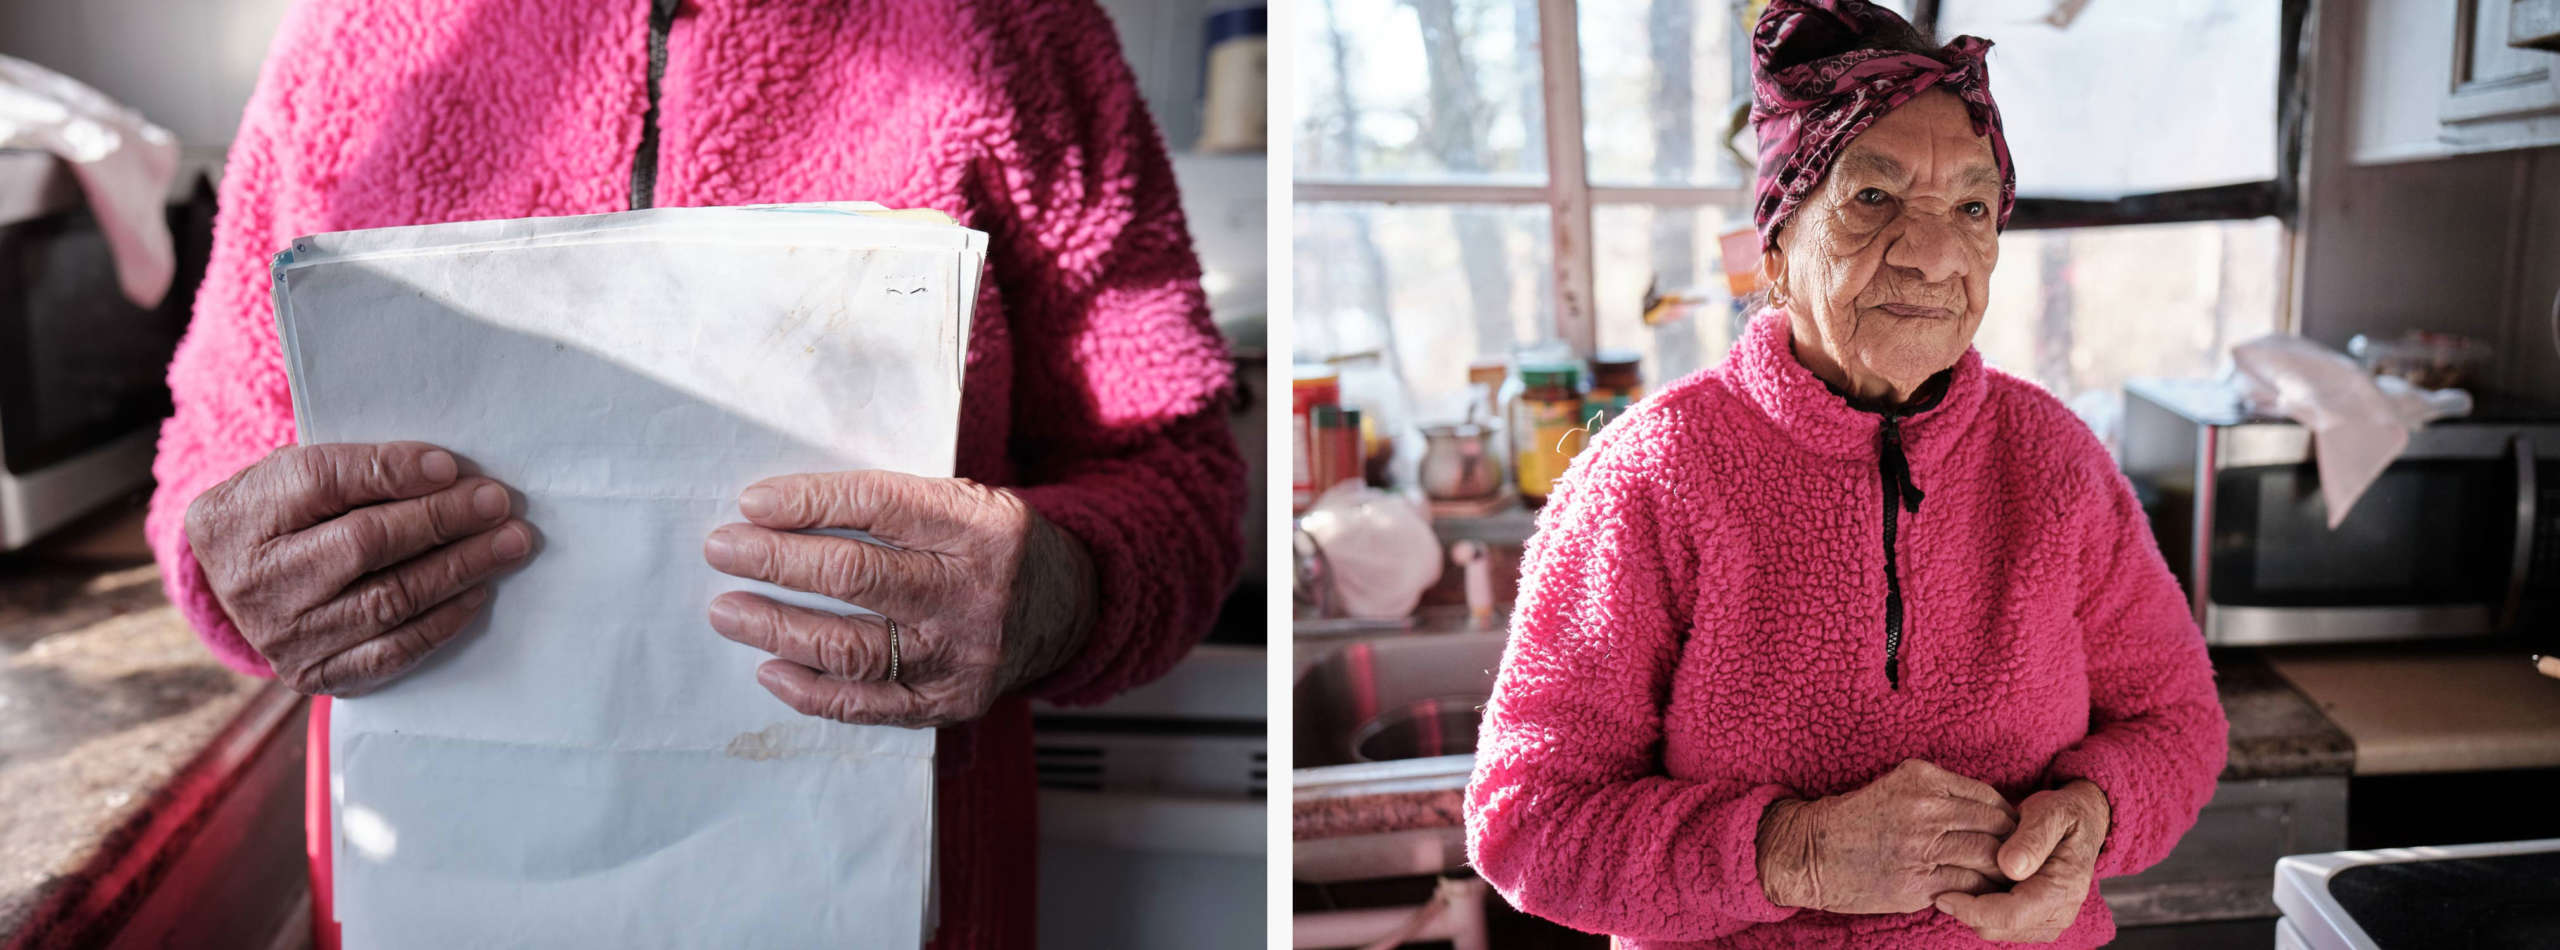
[1725, 306, 1988, 465]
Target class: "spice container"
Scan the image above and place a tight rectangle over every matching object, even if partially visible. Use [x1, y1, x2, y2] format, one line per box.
[1291, 365, 1340, 511]
[1587, 350, 1643, 432]
[1197, 6, 1267, 153]
[1510, 362, 1585, 508]
[1308, 404, 1365, 500]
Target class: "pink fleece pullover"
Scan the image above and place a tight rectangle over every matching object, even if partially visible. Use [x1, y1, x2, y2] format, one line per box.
[1465, 308, 2228, 948]
[144, 2, 1244, 946]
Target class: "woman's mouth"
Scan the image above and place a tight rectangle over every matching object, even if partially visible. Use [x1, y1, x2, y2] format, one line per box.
[1875, 303, 1953, 320]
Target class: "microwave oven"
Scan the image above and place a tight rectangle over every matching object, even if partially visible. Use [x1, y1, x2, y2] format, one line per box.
[0, 151, 212, 550]
[2120, 377, 2560, 646]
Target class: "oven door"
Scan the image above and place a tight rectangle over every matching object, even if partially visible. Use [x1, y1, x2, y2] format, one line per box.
[2202, 432, 2557, 645]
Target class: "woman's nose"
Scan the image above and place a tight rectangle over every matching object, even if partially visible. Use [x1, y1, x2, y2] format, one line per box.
[1882, 215, 1970, 284]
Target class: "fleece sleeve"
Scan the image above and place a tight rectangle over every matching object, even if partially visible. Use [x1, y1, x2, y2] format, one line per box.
[1463, 434, 1801, 942]
[973, 0, 1246, 706]
[142, 4, 323, 679]
[2043, 459, 2230, 879]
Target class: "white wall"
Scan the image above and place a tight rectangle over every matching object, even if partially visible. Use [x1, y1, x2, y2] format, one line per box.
[1096, 0, 1229, 152]
[2503, 150, 2560, 401]
[0, 0, 296, 164]
[0, 0, 1236, 160]
[2297, 0, 2560, 403]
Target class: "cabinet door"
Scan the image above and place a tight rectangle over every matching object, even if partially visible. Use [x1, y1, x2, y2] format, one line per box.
[2441, 0, 2560, 124]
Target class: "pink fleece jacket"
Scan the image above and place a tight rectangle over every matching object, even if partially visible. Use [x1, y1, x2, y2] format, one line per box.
[144, 2, 1243, 946]
[1465, 309, 2227, 948]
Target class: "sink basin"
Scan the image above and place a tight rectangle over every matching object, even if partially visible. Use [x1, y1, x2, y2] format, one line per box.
[1291, 632, 1507, 882]
[1350, 695, 1483, 761]
[1294, 633, 1507, 769]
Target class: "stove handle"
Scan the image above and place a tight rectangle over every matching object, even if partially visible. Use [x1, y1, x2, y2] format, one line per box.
[2503, 434, 2537, 632]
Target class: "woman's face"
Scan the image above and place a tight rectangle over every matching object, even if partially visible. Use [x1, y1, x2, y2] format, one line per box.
[1764, 89, 2001, 403]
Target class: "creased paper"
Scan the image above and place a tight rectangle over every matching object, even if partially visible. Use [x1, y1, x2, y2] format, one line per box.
[274, 203, 981, 948]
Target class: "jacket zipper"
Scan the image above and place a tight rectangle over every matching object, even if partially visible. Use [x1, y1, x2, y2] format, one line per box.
[1876, 415, 1924, 689]
[630, 0, 679, 210]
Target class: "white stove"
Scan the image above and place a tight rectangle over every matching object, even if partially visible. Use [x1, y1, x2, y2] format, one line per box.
[2275, 837, 2560, 949]
[1032, 644, 1267, 950]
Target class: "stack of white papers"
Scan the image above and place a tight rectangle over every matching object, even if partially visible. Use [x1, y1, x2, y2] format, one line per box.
[273, 202, 984, 947]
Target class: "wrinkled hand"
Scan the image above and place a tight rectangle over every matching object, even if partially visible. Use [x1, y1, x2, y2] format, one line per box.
[185, 442, 534, 695]
[1935, 780, 2110, 943]
[1757, 759, 2021, 915]
[702, 469, 1098, 729]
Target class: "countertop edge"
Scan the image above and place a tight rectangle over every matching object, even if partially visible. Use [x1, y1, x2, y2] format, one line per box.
[3, 683, 300, 950]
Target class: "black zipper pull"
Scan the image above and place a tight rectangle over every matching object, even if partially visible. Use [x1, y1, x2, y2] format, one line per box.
[630, 0, 680, 210]
[1878, 415, 1921, 691]
[1832, 370, 1953, 694]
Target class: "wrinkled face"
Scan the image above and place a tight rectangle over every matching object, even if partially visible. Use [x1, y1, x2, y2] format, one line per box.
[1764, 89, 2001, 403]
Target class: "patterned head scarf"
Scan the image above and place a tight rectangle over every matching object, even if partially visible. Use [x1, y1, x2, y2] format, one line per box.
[1748, 0, 2015, 252]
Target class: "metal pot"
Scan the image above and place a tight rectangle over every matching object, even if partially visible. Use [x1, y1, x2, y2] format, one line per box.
[1416, 422, 1502, 501]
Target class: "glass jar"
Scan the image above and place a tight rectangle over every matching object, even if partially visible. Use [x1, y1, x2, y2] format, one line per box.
[1510, 362, 1584, 509]
[1588, 350, 1643, 432]
[1291, 365, 1340, 511]
[1308, 404, 1364, 501]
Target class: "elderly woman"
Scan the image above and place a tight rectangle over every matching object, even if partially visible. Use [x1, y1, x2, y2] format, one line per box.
[148, 1, 1242, 947]
[1463, 2, 2227, 947]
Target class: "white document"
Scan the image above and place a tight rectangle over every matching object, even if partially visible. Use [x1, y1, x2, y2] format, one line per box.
[272, 203, 984, 948]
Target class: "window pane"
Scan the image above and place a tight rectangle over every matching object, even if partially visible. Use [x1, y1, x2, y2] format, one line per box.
[1592, 214, 2283, 443]
[1294, 0, 1548, 184]
[1938, 0, 2277, 196]
[1578, 1, 1914, 189]
[1593, 203, 1751, 387]
[1293, 203, 1554, 418]
[1577, 0, 1746, 187]
[1972, 218, 2285, 425]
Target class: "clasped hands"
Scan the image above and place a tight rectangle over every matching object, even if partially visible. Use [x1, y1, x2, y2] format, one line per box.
[1756, 759, 2110, 944]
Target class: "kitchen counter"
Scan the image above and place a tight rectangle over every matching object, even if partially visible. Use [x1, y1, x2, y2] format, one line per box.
[2214, 650, 2356, 781]
[1294, 650, 2351, 842]
[0, 517, 297, 947]
[2266, 644, 2560, 775]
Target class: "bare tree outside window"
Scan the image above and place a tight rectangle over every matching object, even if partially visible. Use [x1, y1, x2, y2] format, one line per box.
[1410, 0, 1519, 350]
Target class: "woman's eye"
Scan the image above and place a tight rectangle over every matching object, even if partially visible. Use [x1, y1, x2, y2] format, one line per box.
[1961, 201, 1989, 218]
[1856, 188, 1889, 205]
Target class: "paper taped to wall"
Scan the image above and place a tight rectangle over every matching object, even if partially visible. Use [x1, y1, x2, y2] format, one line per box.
[272, 202, 984, 948]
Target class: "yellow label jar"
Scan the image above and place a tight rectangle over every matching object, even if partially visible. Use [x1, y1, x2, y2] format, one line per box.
[1511, 363, 1585, 508]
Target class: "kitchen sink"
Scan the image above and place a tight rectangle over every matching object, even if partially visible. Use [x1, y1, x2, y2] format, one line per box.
[1294, 632, 1508, 769]
[1292, 631, 1509, 882]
